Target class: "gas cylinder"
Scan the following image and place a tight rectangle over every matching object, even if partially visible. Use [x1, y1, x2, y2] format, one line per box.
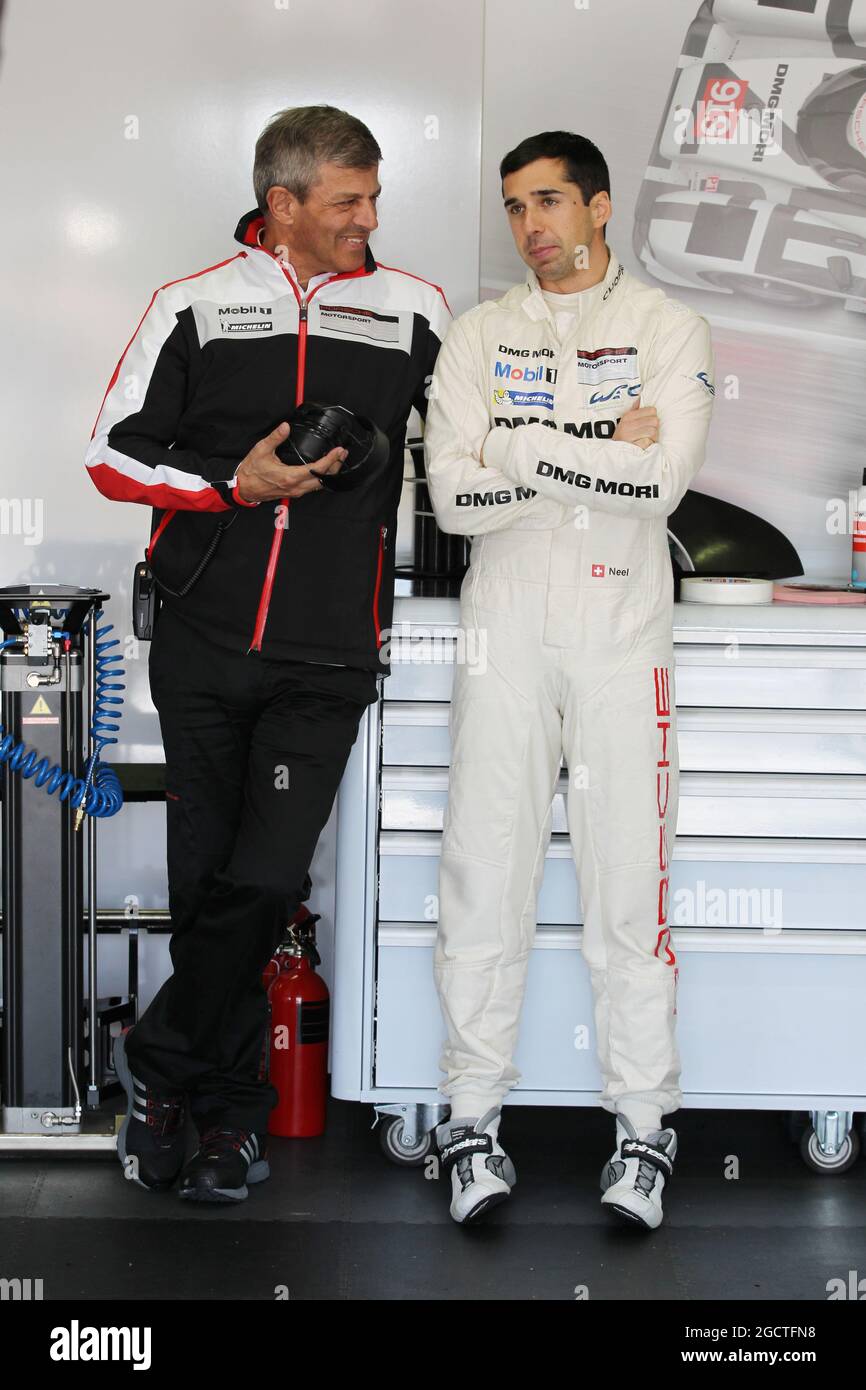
[266, 908, 329, 1137]
[258, 903, 319, 1087]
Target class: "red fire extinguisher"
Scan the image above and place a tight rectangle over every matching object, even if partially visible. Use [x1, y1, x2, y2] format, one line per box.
[264, 904, 330, 1138]
[261, 951, 282, 995]
[261, 903, 319, 994]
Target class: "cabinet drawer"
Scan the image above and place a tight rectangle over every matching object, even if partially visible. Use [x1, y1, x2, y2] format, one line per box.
[382, 703, 451, 766]
[379, 831, 866, 931]
[382, 704, 866, 776]
[374, 924, 866, 1098]
[385, 641, 866, 709]
[673, 645, 866, 710]
[678, 710, 866, 773]
[380, 768, 866, 839]
[386, 647, 456, 701]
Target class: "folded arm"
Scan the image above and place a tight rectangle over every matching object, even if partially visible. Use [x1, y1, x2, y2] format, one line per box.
[483, 304, 715, 520]
[423, 313, 569, 535]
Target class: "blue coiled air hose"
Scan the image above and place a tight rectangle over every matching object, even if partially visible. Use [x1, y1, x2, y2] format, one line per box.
[0, 608, 125, 823]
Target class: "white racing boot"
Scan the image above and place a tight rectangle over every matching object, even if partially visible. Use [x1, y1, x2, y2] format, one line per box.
[435, 1106, 516, 1225]
[600, 1114, 677, 1230]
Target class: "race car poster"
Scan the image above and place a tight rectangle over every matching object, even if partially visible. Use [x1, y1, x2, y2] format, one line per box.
[481, 0, 866, 582]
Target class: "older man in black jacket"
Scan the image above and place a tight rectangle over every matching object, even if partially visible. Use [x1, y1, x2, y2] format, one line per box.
[86, 104, 450, 1202]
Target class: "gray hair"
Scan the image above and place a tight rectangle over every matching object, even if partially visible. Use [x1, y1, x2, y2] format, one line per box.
[253, 105, 382, 212]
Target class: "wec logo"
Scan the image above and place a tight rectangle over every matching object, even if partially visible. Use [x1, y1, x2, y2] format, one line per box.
[589, 382, 641, 406]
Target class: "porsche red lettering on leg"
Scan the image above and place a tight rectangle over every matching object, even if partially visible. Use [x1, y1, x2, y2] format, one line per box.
[652, 664, 678, 1013]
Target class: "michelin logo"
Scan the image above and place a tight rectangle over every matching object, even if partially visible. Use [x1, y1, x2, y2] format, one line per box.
[222, 321, 273, 334]
[218, 304, 274, 334]
[493, 388, 554, 410]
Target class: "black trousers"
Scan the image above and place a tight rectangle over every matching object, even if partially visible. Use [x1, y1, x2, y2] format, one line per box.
[125, 602, 379, 1133]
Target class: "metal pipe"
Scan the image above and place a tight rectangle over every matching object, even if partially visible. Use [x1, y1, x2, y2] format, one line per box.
[67, 1046, 82, 1124]
[0, 908, 171, 929]
[86, 608, 99, 1106]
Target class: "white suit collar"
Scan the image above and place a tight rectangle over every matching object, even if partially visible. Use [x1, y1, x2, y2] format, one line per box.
[521, 245, 623, 321]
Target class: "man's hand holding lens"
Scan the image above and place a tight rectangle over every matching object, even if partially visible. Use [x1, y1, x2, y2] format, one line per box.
[235, 422, 346, 503]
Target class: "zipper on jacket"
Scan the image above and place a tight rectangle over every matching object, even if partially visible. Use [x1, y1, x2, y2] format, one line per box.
[297, 298, 310, 398]
[247, 257, 374, 655]
[248, 290, 307, 652]
[372, 524, 387, 647]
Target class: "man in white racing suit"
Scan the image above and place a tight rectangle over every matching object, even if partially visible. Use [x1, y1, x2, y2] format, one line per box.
[424, 131, 715, 1229]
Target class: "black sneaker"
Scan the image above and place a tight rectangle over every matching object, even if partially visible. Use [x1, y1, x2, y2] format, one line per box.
[178, 1127, 270, 1203]
[114, 1026, 187, 1192]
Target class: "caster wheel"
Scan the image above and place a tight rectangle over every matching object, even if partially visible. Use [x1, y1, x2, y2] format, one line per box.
[378, 1116, 434, 1167]
[799, 1126, 860, 1175]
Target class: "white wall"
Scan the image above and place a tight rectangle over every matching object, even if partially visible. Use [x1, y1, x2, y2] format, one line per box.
[0, 0, 483, 998]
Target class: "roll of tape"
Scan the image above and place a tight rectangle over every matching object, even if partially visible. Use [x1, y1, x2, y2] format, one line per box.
[680, 576, 775, 605]
[773, 583, 866, 605]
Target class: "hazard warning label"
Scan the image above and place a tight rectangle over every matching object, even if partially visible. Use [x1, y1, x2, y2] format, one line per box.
[22, 694, 59, 725]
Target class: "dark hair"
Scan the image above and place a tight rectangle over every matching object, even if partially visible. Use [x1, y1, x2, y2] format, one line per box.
[499, 131, 610, 239]
[254, 105, 381, 211]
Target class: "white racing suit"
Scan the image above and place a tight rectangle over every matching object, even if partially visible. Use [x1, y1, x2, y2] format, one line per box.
[423, 247, 715, 1129]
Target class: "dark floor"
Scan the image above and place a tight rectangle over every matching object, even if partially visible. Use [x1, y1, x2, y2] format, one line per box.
[0, 1103, 863, 1301]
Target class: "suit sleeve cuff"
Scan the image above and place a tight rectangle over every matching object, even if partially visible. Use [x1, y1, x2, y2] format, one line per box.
[225, 471, 259, 508]
[481, 425, 515, 475]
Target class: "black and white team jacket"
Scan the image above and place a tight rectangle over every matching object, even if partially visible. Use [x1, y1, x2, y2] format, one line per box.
[85, 207, 451, 672]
